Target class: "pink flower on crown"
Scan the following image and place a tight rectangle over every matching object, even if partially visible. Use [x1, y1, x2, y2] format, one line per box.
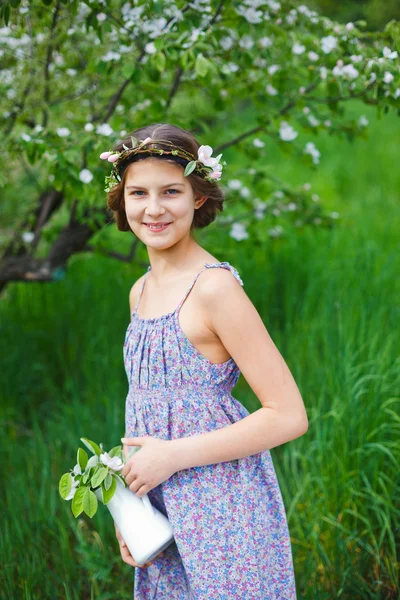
[198, 145, 221, 168]
[107, 153, 120, 162]
[140, 137, 153, 145]
[100, 151, 112, 160]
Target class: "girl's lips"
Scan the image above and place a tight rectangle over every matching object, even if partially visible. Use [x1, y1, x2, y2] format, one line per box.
[143, 222, 172, 232]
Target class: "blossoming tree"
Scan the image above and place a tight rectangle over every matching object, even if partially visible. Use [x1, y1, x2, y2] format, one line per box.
[0, 0, 399, 290]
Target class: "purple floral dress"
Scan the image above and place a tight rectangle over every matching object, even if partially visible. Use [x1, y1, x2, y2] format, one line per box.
[123, 262, 297, 599]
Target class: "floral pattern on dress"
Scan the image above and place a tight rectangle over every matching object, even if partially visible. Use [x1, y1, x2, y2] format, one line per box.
[123, 262, 297, 599]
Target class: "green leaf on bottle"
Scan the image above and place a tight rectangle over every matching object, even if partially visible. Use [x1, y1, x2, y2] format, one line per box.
[59, 473, 72, 499]
[72, 486, 87, 517]
[91, 466, 108, 488]
[83, 490, 98, 517]
[108, 445, 122, 459]
[102, 476, 116, 504]
[77, 447, 88, 471]
[80, 437, 101, 456]
[104, 472, 113, 491]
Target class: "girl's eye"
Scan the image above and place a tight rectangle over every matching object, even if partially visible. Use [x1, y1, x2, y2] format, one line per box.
[129, 189, 180, 196]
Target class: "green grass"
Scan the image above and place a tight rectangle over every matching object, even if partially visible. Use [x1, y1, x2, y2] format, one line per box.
[1, 102, 399, 599]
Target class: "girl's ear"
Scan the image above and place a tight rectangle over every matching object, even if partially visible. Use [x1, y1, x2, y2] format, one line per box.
[195, 196, 208, 210]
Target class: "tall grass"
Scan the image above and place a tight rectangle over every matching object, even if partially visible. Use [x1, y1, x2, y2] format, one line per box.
[1, 103, 399, 599]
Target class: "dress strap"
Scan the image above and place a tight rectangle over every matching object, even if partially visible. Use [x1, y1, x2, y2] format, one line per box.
[175, 261, 244, 314]
[133, 266, 151, 313]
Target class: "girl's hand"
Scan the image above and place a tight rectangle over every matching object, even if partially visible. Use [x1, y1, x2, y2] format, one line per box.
[120, 436, 178, 497]
[114, 522, 164, 568]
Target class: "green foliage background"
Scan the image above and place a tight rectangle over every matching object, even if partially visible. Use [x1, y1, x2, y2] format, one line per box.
[1, 98, 399, 598]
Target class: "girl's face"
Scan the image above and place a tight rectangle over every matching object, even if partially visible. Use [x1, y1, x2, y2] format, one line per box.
[123, 158, 205, 247]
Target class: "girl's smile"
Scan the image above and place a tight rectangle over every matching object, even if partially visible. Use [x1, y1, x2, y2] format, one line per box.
[123, 158, 205, 245]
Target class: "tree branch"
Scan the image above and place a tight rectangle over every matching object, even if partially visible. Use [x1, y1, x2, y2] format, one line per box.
[80, 238, 140, 263]
[0, 207, 109, 287]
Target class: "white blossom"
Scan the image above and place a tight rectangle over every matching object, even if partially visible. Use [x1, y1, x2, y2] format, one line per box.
[229, 222, 249, 241]
[79, 169, 93, 184]
[236, 6, 263, 24]
[303, 106, 310, 114]
[292, 42, 306, 55]
[330, 211, 339, 218]
[298, 5, 312, 17]
[66, 68, 77, 76]
[87, 454, 99, 468]
[268, 225, 284, 238]
[307, 115, 320, 127]
[324, 120, 331, 127]
[304, 141, 320, 164]
[96, 12, 107, 22]
[266, 83, 278, 96]
[358, 115, 368, 127]
[332, 62, 359, 80]
[21, 133, 31, 142]
[220, 36, 234, 51]
[286, 11, 297, 25]
[267, 64, 280, 75]
[145, 42, 157, 54]
[279, 121, 298, 141]
[259, 36, 273, 48]
[100, 452, 124, 471]
[253, 138, 265, 148]
[383, 46, 398, 59]
[345, 22, 355, 31]
[57, 127, 70, 137]
[308, 51, 319, 61]
[393, 89, 400, 99]
[321, 35, 337, 54]
[383, 71, 394, 84]
[239, 35, 254, 50]
[227, 179, 242, 190]
[84, 123, 94, 132]
[22, 231, 34, 243]
[254, 201, 267, 220]
[319, 66, 328, 80]
[266, 0, 280, 12]
[287, 202, 297, 211]
[312, 194, 319, 202]
[303, 182, 311, 191]
[350, 54, 363, 63]
[96, 123, 113, 136]
[253, 57, 267, 67]
[101, 51, 121, 62]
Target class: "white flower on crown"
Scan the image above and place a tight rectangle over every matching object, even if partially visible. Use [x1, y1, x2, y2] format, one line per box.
[197, 145, 223, 180]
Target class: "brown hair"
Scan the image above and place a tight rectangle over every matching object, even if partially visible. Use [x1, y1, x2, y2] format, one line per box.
[106, 123, 225, 232]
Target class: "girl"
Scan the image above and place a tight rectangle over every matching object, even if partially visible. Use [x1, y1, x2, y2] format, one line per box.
[103, 123, 308, 599]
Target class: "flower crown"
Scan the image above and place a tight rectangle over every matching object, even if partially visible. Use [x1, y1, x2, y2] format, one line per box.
[100, 136, 225, 192]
